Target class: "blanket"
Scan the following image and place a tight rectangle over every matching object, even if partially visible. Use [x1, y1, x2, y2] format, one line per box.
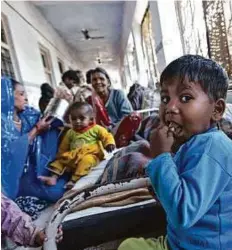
[99, 140, 151, 185]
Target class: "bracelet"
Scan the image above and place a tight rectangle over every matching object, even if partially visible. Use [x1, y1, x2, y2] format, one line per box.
[35, 124, 40, 132]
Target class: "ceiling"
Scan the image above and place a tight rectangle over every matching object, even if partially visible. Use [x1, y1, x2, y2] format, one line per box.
[33, 1, 125, 70]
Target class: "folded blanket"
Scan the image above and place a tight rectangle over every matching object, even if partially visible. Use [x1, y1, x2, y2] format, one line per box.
[71, 188, 152, 212]
[102, 195, 152, 207]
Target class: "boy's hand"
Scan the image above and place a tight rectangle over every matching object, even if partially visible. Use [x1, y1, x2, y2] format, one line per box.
[34, 230, 47, 246]
[149, 124, 174, 158]
[105, 144, 116, 152]
[34, 225, 63, 246]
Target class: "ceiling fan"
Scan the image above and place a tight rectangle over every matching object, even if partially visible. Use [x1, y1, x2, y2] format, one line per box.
[96, 57, 113, 64]
[81, 29, 104, 40]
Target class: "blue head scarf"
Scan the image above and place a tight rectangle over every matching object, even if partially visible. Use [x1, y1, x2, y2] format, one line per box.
[1, 77, 40, 198]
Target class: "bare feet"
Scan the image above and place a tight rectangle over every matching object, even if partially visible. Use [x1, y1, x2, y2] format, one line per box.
[64, 181, 75, 190]
[38, 176, 58, 186]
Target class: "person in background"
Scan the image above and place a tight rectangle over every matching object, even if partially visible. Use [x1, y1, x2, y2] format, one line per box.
[127, 81, 145, 111]
[89, 67, 142, 148]
[119, 55, 232, 250]
[76, 69, 85, 84]
[61, 70, 80, 91]
[39, 102, 115, 189]
[86, 69, 94, 84]
[60, 70, 92, 103]
[1, 193, 62, 248]
[38, 83, 54, 114]
[141, 79, 160, 112]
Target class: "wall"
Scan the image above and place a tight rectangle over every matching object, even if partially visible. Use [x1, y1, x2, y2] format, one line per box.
[2, 1, 82, 108]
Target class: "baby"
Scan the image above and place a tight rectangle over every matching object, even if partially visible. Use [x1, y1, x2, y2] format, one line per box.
[39, 102, 115, 189]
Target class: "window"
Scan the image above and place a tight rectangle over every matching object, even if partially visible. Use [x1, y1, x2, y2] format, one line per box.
[126, 33, 138, 83]
[57, 58, 64, 75]
[122, 55, 131, 92]
[39, 45, 54, 85]
[1, 18, 16, 78]
[141, 6, 159, 82]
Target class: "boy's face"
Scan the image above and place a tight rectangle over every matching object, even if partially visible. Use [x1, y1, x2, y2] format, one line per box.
[69, 107, 93, 131]
[159, 77, 223, 143]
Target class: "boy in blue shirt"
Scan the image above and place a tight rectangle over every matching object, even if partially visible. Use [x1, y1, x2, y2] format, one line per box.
[118, 55, 232, 250]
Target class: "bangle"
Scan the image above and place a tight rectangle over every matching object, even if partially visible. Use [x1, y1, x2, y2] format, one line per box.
[35, 124, 40, 132]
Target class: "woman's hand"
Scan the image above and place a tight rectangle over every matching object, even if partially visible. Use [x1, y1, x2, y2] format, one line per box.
[35, 115, 54, 134]
[28, 115, 53, 141]
[149, 124, 174, 158]
[34, 225, 63, 247]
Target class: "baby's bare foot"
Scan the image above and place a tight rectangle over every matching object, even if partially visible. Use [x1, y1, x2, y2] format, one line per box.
[64, 181, 75, 190]
[38, 176, 57, 186]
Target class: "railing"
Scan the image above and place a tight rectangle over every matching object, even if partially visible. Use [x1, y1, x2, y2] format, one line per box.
[136, 107, 159, 118]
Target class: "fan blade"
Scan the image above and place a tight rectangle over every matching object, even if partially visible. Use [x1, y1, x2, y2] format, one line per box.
[91, 36, 104, 40]
[96, 58, 113, 62]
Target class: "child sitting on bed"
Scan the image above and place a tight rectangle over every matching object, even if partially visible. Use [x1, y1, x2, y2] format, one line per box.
[118, 55, 232, 250]
[39, 102, 115, 189]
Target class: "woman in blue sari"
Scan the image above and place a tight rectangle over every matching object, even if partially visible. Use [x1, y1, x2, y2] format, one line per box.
[1, 77, 68, 205]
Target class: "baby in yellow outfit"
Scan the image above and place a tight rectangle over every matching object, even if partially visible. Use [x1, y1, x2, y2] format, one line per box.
[39, 102, 115, 189]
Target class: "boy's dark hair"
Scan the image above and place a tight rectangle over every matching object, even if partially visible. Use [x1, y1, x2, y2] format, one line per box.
[160, 55, 229, 101]
[62, 70, 80, 85]
[69, 102, 94, 117]
[91, 67, 112, 87]
[86, 69, 94, 84]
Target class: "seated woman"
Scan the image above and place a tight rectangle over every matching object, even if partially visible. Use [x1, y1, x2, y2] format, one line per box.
[1, 77, 68, 207]
[89, 67, 142, 147]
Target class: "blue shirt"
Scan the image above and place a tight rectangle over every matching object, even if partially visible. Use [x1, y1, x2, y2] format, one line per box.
[146, 128, 232, 249]
[105, 89, 133, 125]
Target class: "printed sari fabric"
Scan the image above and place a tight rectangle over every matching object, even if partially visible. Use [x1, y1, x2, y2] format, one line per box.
[1, 193, 39, 247]
[1, 77, 67, 205]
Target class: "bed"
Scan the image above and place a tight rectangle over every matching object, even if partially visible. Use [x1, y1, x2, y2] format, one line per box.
[38, 150, 165, 250]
